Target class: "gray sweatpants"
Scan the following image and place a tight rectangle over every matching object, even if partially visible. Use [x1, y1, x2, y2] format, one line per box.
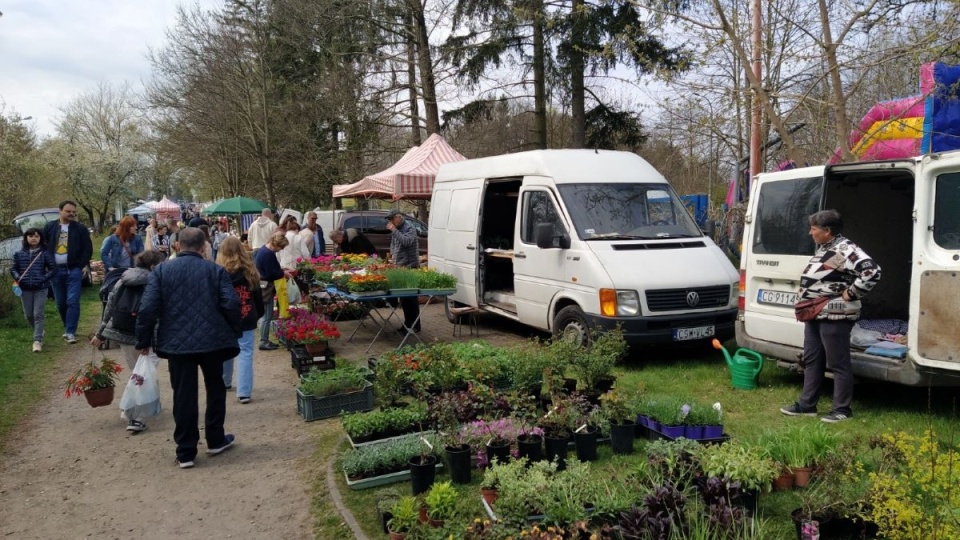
[798, 319, 855, 416]
[19, 288, 47, 343]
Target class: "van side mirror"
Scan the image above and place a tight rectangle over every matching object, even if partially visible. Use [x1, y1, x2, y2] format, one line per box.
[535, 223, 570, 249]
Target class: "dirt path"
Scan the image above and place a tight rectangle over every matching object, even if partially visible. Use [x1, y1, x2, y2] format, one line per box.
[0, 301, 530, 539]
[0, 341, 315, 539]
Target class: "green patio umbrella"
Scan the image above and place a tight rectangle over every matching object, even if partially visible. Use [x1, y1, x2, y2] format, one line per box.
[203, 196, 270, 216]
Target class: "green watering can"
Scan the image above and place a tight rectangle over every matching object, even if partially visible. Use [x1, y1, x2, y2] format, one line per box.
[712, 339, 764, 390]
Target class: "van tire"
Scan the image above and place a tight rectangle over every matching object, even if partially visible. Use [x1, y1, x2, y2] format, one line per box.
[553, 306, 589, 347]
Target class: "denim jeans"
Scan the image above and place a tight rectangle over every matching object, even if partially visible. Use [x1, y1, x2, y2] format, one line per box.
[258, 289, 276, 345]
[224, 329, 256, 398]
[19, 288, 47, 342]
[50, 266, 82, 335]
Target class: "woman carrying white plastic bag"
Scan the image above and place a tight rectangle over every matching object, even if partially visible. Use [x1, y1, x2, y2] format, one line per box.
[91, 250, 164, 433]
[119, 352, 162, 420]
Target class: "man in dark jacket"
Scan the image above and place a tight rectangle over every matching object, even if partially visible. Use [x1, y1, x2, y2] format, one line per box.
[385, 210, 421, 333]
[135, 227, 241, 469]
[253, 233, 289, 350]
[328, 228, 376, 256]
[42, 200, 93, 344]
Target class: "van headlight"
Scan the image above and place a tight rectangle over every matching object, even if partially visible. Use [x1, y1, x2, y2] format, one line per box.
[600, 289, 640, 317]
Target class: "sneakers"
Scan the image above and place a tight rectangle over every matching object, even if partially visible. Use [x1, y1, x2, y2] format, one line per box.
[207, 434, 236, 455]
[126, 420, 147, 433]
[176, 459, 195, 469]
[65, 334, 78, 344]
[821, 412, 851, 423]
[258, 342, 278, 351]
[238, 396, 251, 404]
[32, 341, 42, 353]
[780, 403, 817, 417]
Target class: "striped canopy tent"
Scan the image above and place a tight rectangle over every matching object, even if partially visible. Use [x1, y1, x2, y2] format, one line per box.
[332, 133, 466, 200]
[146, 196, 181, 222]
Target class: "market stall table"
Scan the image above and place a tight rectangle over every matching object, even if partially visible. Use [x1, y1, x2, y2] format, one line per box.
[325, 287, 454, 353]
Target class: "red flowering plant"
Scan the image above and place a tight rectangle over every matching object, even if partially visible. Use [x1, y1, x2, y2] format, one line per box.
[65, 356, 123, 397]
[275, 307, 341, 345]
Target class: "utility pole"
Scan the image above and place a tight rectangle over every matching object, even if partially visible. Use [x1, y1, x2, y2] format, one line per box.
[750, 0, 762, 179]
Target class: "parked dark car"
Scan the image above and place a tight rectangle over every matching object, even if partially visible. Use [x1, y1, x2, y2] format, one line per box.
[336, 210, 428, 259]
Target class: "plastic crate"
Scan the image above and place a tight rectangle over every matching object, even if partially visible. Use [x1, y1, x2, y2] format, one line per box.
[297, 383, 375, 421]
[290, 344, 337, 374]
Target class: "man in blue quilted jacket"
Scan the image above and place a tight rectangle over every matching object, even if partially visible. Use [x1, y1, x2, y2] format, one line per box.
[135, 227, 241, 469]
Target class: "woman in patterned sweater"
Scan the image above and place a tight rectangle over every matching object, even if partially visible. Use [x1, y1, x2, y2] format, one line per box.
[781, 210, 881, 423]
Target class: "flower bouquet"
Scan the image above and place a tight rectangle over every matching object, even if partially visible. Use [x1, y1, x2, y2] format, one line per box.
[65, 355, 124, 408]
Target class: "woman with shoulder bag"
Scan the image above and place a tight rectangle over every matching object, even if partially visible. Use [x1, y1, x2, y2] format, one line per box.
[9, 228, 57, 353]
[101, 216, 145, 272]
[780, 210, 881, 423]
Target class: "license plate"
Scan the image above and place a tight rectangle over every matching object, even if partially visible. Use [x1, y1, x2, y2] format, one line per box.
[757, 289, 798, 307]
[673, 325, 715, 341]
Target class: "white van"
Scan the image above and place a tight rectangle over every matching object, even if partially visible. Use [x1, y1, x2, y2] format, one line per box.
[736, 152, 960, 386]
[428, 150, 740, 345]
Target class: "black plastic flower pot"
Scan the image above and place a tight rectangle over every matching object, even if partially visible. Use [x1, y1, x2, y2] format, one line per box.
[609, 421, 637, 455]
[444, 444, 472, 485]
[485, 441, 511, 466]
[574, 426, 599, 462]
[408, 455, 437, 496]
[544, 433, 571, 470]
[517, 434, 543, 463]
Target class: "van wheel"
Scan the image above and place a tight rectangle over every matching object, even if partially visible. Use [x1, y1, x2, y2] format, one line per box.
[445, 298, 466, 324]
[553, 306, 589, 347]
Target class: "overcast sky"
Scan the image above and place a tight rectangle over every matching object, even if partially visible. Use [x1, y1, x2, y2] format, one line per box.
[0, 0, 219, 137]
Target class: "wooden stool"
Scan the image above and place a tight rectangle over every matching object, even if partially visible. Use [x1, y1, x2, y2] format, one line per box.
[449, 306, 480, 337]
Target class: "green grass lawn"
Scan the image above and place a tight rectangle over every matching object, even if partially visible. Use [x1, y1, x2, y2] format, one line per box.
[0, 286, 102, 452]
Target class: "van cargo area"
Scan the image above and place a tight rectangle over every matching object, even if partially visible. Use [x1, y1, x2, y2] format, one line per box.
[478, 179, 521, 315]
[739, 158, 960, 386]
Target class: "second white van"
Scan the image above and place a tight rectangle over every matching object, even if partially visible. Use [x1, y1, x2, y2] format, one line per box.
[428, 149, 740, 345]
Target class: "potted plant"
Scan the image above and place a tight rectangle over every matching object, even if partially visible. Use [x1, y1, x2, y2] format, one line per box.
[387, 495, 420, 539]
[598, 387, 641, 455]
[538, 393, 587, 469]
[510, 392, 545, 462]
[384, 268, 421, 294]
[344, 271, 389, 296]
[276, 308, 341, 356]
[298, 366, 374, 421]
[697, 441, 779, 515]
[480, 462, 502, 506]
[646, 438, 701, 489]
[65, 354, 124, 407]
[506, 340, 549, 397]
[423, 480, 458, 527]
[568, 327, 626, 395]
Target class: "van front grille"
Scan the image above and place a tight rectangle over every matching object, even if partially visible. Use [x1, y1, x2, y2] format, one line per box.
[646, 286, 730, 312]
[612, 241, 705, 251]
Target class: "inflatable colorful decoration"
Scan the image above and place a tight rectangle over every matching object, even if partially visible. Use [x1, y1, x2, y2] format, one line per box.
[830, 62, 960, 163]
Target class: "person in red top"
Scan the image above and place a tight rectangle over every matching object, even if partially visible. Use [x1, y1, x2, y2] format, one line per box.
[216, 236, 264, 404]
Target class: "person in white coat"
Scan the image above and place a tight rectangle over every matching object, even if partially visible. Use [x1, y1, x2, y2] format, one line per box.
[247, 208, 277, 251]
[278, 217, 311, 271]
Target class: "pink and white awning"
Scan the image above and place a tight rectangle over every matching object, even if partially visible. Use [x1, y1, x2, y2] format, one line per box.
[332, 133, 466, 200]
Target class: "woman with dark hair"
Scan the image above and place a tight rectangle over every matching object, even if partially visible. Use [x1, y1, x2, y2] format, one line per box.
[781, 210, 881, 423]
[9, 228, 57, 352]
[101, 215, 145, 271]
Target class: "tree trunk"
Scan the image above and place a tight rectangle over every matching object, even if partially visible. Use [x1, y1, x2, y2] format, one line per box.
[410, 0, 440, 135]
[406, 13, 422, 147]
[570, 0, 586, 148]
[532, 2, 547, 149]
[818, 0, 855, 162]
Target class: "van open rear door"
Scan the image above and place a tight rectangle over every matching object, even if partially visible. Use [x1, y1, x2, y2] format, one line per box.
[737, 166, 824, 354]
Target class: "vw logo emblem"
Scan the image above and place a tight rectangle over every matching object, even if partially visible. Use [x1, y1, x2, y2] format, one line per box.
[686, 291, 700, 307]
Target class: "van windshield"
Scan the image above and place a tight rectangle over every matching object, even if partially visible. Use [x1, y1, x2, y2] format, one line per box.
[557, 183, 702, 240]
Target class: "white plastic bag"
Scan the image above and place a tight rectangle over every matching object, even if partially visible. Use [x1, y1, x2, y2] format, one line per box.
[287, 276, 302, 304]
[119, 352, 162, 419]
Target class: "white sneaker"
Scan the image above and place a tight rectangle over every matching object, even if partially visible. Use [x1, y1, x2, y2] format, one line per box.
[65, 334, 78, 344]
[32, 341, 42, 353]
